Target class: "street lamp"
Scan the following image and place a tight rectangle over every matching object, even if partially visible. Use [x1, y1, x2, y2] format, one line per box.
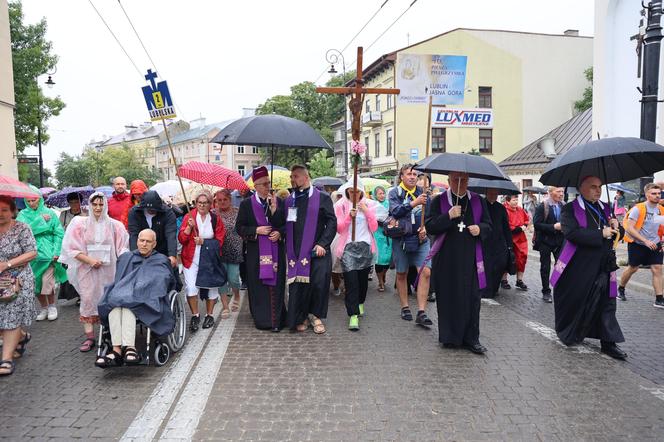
[325, 49, 348, 176]
[36, 67, 57, 188]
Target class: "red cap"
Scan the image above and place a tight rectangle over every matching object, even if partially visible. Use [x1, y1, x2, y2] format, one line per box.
[252, 166, 269, 182]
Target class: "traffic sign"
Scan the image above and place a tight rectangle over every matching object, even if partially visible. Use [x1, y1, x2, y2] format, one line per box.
[141, 69, 176, 121]
[17, 156, 39, 164]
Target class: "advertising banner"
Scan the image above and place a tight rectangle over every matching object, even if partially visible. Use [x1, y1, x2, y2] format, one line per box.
[397, 54, 467, 105]
[432, 108, 493, 128]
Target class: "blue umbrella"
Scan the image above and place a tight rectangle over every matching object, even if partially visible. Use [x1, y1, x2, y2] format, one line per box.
[45, 186, 95, 208]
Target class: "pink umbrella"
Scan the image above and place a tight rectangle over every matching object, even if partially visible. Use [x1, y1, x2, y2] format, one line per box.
[178, 161, 249, 191]
[0, 175, 40, 198]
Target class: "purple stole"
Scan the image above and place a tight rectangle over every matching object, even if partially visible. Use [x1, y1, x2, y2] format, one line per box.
[285, 188, 321, 284]
[250, 196, 278, 287]
[415, 191, 487, 290]
[549, 197, 618, 298]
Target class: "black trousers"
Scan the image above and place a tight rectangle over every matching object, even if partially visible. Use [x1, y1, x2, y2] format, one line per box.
[539, 244, 561, 294]
[343, 267, 370, 316]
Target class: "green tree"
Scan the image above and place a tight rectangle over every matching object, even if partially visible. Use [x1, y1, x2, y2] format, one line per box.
[574, 67, 593, 113]
[54, 152, 95, 187]
[307, 150, 335, 178]
[18, 163, 53, 187]
[255, 71, 355, 168]
[9, 1, 65, 154]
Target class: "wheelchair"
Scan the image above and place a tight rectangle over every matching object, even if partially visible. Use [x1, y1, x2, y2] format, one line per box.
[96, 289, 187, 366]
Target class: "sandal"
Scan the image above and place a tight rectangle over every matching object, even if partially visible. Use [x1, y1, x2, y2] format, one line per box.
[400, 307, 413, 321]
[230, 298, 240, 312]
[95, 350, 123, 368]
[0, 359, 15, 376]
[296, 319, 310, 332]
[377, 285, 385, 292]
[123, 347, 140, 365]
[311, 317, 326, 334]
[221, 308, 231, 319]
[13, 332, 31, 359]
[79, 338, 95, 353]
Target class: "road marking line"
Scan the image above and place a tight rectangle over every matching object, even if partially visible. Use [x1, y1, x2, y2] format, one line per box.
[524, 320, 595, 354]
[481, 298, 500, 306]
[158, 297, 242, 441]
[639, 385, 664, 402]
[120, 296, 242, 442]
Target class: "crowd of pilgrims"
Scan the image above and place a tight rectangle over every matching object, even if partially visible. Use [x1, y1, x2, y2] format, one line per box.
[0, 164, 628, 376]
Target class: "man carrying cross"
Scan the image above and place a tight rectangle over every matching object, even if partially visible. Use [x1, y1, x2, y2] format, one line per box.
[425, 171, 492, 354]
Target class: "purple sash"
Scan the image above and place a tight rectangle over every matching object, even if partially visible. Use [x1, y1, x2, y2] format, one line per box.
[250, 196, 278, 286]
[549, 198, 617, 298]
[415, 191, 487, 290]
[285, 188, 321, 284]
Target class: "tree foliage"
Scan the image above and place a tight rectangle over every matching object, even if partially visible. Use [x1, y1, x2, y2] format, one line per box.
[307, 150, 335, 179]
[54, 145, 162, 188]
[255, 71, 355, 168]
[574, 67, 593, 113]
[9, 1, 65, 154]
[18, 163, 54, 187]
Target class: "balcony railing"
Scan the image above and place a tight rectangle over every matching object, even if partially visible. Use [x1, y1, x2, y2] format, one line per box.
[362, 111, 382, 126]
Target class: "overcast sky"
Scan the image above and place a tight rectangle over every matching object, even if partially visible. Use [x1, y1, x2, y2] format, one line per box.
[19, 0, 594, 171]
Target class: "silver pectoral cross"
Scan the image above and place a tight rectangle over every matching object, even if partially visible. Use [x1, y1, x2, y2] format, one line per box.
[458, 221, 466, 232]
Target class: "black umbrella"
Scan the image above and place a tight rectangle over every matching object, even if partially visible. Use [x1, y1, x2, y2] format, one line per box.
[522, 186, 548, 194]
[414, 152, 509, 180]
[312, 176, 343, 187]
[468, 178, 520, 195]
[210, 114, 330, 149]
[210, 114, 330, 189]
[540, 137, 664, 187]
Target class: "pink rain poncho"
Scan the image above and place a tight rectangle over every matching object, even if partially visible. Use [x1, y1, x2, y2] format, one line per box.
[59, 192, 129, 322]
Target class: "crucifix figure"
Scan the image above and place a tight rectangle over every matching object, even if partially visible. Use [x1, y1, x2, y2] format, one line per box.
[457, 220, 466, 233]
[316, 46, 400, 240]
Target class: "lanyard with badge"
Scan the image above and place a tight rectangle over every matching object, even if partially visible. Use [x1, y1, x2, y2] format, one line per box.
[288, 191, 307, 222]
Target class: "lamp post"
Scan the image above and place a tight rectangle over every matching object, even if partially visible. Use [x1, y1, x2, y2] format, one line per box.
[326, 49, 348, 177]
[36, 69, 57, 188]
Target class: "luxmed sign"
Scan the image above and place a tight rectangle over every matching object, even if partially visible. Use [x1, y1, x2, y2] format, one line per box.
[433, 108, 493, 128]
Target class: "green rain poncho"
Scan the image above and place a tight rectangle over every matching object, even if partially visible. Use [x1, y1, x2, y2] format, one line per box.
[16, 187, 67, 294]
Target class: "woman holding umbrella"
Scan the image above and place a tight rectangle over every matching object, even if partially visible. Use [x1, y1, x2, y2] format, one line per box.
[0, 194, 38, 376]
[502, 194, 530, 291]
[334, 177, 378, 331]
[17, 188, 67, 322]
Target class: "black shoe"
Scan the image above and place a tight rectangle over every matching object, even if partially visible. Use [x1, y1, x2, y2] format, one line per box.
[271, 327, 280, 333]
[515, 280, 528, 291]
[653, 298, 664, 309]
[190, 315, 200, 332]
[427, 293, 436, 302]
[441, 343, 457, 349]
[463, 342, 487, 355]
[400, 307, 413, 321]
[500, 280, 511, 290]
[202, 315, 214, 329]
[542, 292, 553, 303]
[415, 311, 433, 327]
[618, 286, 627, 301]
[601, 343, 627, 360]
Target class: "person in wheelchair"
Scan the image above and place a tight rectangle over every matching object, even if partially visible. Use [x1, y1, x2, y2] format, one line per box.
[95, 229, 176, 368]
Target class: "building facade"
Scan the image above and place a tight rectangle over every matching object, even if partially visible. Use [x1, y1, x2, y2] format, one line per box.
[0, 1, 17, 178]
[155, 118, 262, 179]
[344, 28, 593, 176]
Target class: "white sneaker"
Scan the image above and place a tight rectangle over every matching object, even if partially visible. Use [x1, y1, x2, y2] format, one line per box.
[36, 308, 48, 321]
[47, 305, 58, 321]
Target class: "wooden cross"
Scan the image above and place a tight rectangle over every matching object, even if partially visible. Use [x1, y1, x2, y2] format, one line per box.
[316, 46, 400, 240]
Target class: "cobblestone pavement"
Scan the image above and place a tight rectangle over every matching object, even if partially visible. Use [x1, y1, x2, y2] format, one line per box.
[1, 253, 664, 440]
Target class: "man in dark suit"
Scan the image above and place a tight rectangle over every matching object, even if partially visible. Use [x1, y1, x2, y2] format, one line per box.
[533, 186, 565, 303]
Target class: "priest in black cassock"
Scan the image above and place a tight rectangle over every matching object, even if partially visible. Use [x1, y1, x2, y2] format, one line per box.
[425, 171, 492, 354]
[235, 166, 287, 332]
[550, 175, 626, 359]
[484, 188, 513, 298]
[285, 165, 337, 334]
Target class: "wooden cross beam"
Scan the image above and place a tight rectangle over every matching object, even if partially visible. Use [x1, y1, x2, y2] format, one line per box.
[316, 46, 400, 142]
[316, 47, 400, 241]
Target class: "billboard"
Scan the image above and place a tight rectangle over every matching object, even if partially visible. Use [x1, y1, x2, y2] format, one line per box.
[432, 108, 493, 128]
[397, 54, 467, 105]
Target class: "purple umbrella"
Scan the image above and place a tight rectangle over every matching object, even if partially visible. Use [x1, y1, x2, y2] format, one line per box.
[45, 186, 95, 208]
[40, 187, 57, 197]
